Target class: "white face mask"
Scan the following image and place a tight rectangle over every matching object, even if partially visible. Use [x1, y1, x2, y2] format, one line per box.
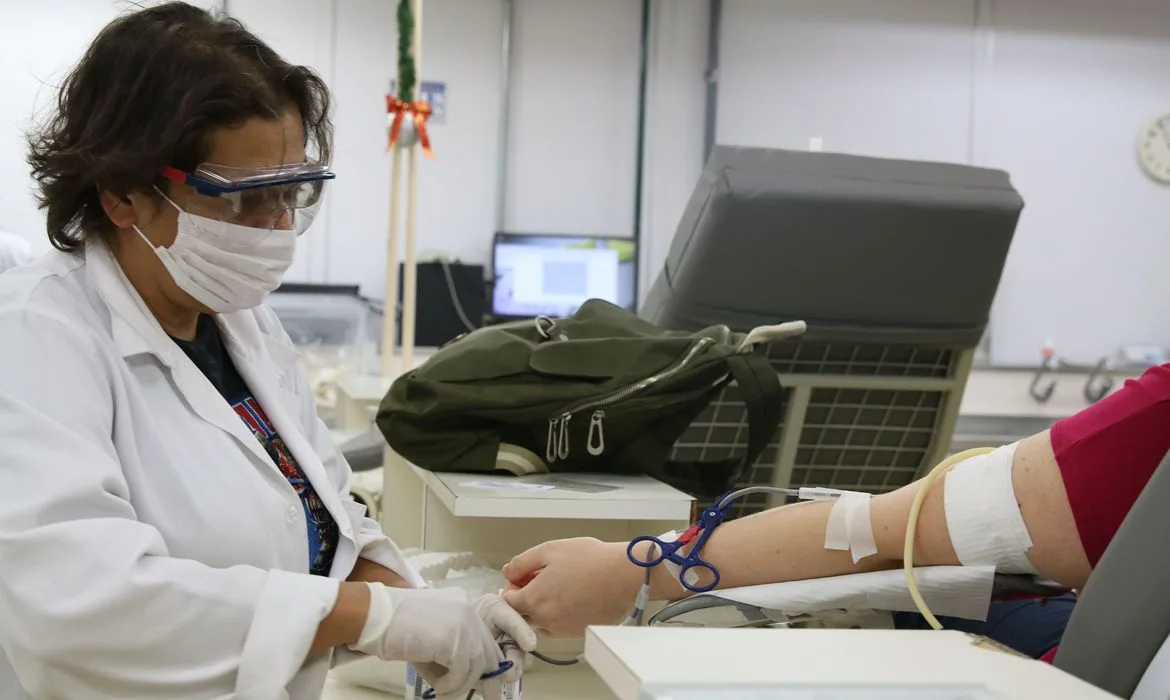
[134, 194, 297, 313]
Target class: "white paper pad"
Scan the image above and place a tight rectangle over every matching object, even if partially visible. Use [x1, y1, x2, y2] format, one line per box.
[461, 480, 555, 492]
[710, 566, 997, 622]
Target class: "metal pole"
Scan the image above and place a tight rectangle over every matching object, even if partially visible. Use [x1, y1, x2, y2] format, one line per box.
[494, 0, 514, 233]
[631, 0, 651, 310]
[703, 0, 723, 163]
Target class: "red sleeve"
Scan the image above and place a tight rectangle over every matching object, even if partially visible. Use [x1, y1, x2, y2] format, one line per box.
[1049, 363, 1170, 566]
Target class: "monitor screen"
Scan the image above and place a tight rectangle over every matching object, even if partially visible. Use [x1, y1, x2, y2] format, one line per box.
[492, 233, 637, 318]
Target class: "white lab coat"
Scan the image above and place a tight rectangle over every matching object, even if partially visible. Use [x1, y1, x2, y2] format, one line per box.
[0, 240, 424, 700]
[0, 230, 32, 273]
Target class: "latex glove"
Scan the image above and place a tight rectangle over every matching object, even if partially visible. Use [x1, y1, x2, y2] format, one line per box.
[351, 583, 505, 700]
[474, 594, 539, 695]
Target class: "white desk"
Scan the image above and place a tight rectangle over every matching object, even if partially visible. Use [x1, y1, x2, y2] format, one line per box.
[412, 468, 695, 521]
[405, 468, 694, 567]
[323, 664, 616, 700]
[584, 627, 1119, 700]
[373, 467, 694, 699]
[334, 373, 394, 431]
[334, 351, 436, 430]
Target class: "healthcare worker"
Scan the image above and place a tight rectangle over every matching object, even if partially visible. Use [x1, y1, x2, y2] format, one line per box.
[0, 4, 534, 699]
[0, 228, 32, 273]
[504, 362, 1170, 665]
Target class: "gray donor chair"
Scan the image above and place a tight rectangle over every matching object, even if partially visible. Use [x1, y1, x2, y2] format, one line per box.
[1055, 448, 1170, 698]
[642, 145, 1023, 519]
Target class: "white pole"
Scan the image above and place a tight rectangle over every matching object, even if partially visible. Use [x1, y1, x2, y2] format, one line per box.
[380, 0, 427, 548]
[400, 0, 423, 373]
[380, 147, 403, 379]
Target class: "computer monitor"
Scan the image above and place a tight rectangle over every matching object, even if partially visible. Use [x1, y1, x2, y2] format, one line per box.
[491, 232, 637, 319]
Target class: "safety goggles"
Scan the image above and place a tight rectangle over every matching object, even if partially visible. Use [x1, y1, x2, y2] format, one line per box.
[161, 162, 336, 235]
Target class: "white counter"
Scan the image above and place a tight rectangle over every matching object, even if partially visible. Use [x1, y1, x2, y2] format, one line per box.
[323, 663, 615, 700]
[583, 626, 1119, 700]
[958, 367, 1135, 419]
[411, 468, 695, 521]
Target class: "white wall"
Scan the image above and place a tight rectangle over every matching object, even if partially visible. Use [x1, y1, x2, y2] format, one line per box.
[0, 0, 647, 298]
[504, 0, 641, 238]
[0, 1, 219, 250]
[718, 0, 976, 164]
[225, 0, 334, 284]
[321, 0, 507, 295]
[639, 0, 709, 306]
[248, 0, 647, 297]
[716, 0, 1170, 366]
[978, 0, 1170, 366]
[4, 1, 1168, 367]
[227, 0, 507, 289]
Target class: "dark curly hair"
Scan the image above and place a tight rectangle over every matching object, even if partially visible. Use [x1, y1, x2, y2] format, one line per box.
[27, 1, 333, 252]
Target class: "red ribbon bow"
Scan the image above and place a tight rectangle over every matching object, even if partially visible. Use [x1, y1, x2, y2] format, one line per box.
[386, 96, 434, 158]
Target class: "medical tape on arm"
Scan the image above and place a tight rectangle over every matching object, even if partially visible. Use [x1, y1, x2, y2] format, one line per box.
[943, 442, 1039, 575]
[823, 490, 878, 564]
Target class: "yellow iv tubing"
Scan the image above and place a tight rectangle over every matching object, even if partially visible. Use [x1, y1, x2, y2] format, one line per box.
[903, 446, 997, 631]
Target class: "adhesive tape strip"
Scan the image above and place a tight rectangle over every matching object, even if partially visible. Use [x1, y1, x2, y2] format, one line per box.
[943, 443, 1038, 575]
[824, 491, 877, 564]
[846, 494, 878, 562]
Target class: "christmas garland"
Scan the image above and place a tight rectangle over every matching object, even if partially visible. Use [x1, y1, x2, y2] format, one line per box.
[396, 0, 416, 104]
[386, 0, 433, 156]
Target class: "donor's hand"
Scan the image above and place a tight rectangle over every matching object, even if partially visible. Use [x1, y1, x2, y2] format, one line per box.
[501, 538, 643, 637]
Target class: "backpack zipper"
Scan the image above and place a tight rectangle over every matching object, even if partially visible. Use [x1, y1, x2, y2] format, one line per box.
[586, 410, 606, 456]
[546, 336, 717, 463]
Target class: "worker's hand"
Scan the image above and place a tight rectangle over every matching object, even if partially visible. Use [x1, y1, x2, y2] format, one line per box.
[350, 584, 514, 700]
[473, 594, 538, 696]
[502, 537, 642, 637]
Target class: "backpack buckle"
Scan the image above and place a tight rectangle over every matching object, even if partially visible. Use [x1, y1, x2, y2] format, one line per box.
[535, 316, 568, 342]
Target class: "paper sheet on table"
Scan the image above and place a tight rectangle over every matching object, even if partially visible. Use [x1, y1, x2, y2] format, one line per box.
[710, 565, 997, 622]
[461, 480, 555, 492]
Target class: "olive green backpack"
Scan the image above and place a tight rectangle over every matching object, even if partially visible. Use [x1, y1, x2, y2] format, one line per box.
[376, 299, 803, 498]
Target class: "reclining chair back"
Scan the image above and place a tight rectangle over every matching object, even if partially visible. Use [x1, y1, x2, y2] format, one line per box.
[642, 146, 1023, 518]
[1055, 448, 1170, 698]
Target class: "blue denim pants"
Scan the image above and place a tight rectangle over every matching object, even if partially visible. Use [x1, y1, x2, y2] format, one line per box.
[892, 594, 1077, 659]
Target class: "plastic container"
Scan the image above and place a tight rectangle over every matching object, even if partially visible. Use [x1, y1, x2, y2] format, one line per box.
[405, 664, 521, 700]
[267, 287, 378, 425]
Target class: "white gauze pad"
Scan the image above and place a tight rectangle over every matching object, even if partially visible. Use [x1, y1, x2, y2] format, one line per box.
[823, 491, 878, 563]
[943, 442, 1039, 575]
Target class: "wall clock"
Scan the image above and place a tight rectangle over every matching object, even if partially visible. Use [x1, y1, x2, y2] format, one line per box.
[1138, 113, 1170, 184]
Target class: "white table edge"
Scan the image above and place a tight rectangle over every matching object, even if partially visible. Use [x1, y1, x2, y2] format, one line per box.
[412, 465, 695, 521]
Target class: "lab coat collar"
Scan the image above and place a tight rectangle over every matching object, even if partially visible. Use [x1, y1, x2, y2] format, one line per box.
[85, 241, 356, 549]
[87, 240, 274, 370]
[86, 240, 177, 365]
[86, 241, 284, 486]
[217, 315, 354, 544]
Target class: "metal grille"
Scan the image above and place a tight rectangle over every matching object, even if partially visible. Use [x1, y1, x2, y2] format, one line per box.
[671, 342, 967, 520]
[768, 340, 953, 378]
